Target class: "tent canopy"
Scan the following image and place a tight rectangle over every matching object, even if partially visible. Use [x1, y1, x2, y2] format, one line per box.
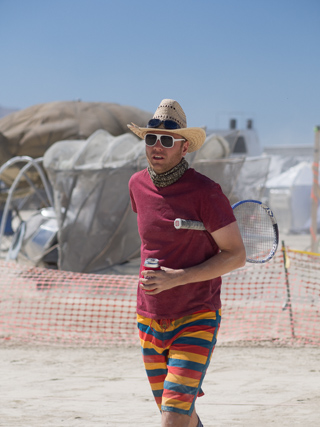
[266, 161, 312, 188]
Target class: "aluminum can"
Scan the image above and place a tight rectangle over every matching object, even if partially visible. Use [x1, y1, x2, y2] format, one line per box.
[141, 258, 160, 292]
[143, 258, 160, 270]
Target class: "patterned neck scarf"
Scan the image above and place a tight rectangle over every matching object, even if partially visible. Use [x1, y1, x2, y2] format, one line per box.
[148, 158, 189, 188]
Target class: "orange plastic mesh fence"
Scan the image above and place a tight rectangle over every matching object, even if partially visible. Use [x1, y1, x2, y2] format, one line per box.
[0, 250, 319, 347]
[221, 250, 320, 346]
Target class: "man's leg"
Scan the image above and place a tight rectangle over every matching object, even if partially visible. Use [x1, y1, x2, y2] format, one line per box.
[137, 310, 221, 426]
[161, 310, 221, 427]
[137, 314, 168, 412]
[162, 408, 199, 427]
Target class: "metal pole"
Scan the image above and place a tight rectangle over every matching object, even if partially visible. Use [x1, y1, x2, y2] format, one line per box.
[281, 240, 295, 339]
[311, 127, 320, 253]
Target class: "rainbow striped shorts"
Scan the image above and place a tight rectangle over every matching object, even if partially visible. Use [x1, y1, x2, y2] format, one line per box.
[137, 309, 221, 416]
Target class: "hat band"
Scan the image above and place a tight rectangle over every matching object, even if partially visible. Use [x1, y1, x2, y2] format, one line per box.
[147, 119, 181, 130]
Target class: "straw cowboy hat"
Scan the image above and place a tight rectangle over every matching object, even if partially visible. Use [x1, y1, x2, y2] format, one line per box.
[127, 99, 206, 153]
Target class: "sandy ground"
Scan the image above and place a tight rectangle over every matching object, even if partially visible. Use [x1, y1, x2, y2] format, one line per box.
[1, 344, 319, 427]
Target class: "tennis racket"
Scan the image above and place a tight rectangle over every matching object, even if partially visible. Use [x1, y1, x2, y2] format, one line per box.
[174, 199, 279, 264]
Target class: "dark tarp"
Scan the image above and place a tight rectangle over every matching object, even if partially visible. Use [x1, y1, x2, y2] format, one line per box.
[0, 100, 152, 200]
[0, 100, 152, 162]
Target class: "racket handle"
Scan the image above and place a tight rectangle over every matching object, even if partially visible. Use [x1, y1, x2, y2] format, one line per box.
[174, 218, 206, 231]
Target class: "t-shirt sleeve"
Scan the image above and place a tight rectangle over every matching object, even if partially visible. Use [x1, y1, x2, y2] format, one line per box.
[128, 176, 137, 213]
[200, 181, 236, 234]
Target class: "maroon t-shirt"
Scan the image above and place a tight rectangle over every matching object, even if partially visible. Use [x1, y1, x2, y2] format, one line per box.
[129, 168, 236, 319]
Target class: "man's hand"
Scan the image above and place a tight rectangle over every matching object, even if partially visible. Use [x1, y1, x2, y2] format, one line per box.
[140, 267, 183, 295]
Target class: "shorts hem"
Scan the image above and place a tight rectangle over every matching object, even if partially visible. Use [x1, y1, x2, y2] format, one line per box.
[161, 406, 190, 416]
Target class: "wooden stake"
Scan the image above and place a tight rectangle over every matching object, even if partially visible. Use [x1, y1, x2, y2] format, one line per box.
[311, 126, 320, 253]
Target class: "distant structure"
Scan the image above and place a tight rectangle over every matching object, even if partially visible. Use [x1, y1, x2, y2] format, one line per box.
[207, 118, 263, 157]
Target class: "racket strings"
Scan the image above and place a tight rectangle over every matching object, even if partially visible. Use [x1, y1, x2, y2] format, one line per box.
[234, 203, 276, 262]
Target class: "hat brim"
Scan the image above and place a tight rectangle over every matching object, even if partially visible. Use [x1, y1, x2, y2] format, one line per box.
[127, 123, 206, 153]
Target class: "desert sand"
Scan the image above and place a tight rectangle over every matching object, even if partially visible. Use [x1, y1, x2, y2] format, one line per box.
[1, 344, 319, 427]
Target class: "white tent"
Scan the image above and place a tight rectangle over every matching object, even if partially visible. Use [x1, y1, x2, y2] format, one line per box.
[42, 129, 231, 273]
[265, 161, 316, 233]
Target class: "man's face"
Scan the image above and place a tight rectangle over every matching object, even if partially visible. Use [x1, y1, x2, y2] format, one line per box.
[145, 130, 189, 174]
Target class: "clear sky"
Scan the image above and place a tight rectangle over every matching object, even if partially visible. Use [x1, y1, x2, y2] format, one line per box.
[1, 0, 319, 147]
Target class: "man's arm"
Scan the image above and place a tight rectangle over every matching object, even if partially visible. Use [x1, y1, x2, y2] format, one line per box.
[140, 221, 246, 294]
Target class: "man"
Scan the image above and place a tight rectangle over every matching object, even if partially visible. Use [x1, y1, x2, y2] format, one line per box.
[128, 99, 246, 427]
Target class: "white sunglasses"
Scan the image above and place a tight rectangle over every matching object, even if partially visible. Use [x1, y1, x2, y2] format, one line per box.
[145, 133, 186, 148]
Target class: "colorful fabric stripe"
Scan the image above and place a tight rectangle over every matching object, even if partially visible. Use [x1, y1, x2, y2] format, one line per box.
[137, 310, 221, 416]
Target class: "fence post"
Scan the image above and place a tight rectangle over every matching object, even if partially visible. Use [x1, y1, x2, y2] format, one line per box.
[281, 241, 295, 339]
[311, 126, 320, 252]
